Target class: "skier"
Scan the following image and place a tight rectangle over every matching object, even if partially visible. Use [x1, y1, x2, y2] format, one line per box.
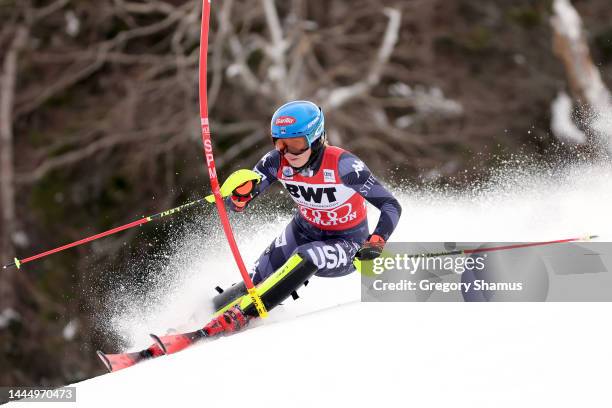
[97, 100, 403, 371]
[202, 100, 402, 336]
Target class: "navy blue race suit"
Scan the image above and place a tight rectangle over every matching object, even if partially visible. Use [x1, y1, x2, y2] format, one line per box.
[230, 146, 402, 284]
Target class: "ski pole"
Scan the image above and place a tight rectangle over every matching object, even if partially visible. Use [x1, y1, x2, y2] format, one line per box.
[353, 234, 599, 273]
[2, 198, 208, 270]
[198, 0, 267, 318]
[2, 169, 261, 270]
[412, 235, 599, 258]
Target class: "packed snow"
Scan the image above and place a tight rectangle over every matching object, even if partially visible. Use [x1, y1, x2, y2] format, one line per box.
[8, 160, 612, 407]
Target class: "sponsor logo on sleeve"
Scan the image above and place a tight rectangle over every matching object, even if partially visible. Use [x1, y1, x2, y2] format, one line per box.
[359, 175, 376, 196]
[352, 160, 365, 177]
[253, 168, 267, 182]
[260, 152, 271, 166]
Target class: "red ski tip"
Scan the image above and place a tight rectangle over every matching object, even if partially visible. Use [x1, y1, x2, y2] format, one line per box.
[97, 350, 112, 373]
[96, 344, 163, 373]
[149, 333, 168, 355]
[150, 331, 205, 355]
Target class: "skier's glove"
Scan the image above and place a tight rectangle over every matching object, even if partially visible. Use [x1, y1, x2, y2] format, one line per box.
[356, 234, 385, 261]
[229, 180, 256, 212]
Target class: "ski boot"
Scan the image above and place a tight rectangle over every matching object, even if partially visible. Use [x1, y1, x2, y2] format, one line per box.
[203, 306, 251, 337]
[213, 281, 248, 311]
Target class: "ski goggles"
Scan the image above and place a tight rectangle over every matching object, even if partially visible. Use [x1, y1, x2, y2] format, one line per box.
[273, 137, 310, 156]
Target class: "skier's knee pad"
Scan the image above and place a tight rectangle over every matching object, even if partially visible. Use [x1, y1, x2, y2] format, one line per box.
[214, 252, 318, 318]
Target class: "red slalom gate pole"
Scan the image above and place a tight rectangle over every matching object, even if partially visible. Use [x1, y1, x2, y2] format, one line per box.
[198, 0, 267, 317]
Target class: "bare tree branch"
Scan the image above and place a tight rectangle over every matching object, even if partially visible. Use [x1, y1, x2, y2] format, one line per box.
[227, 35, 271, 95]
[33, 0, 69, 21]
[113, 0, 177, 16]
[216, 130, 266, 168]
[15, 49, 110, 117]
[320, 7, 401, 110]
[262, 0, 289, 98]
[15, 1, 194, 118]
[551, 0, 612, 152]
[16, 126, 180, 185]
[0, 25, 28, 310]
[209, 0, 234, 107]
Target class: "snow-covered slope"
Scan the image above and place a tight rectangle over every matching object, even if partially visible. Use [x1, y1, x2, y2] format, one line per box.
[52, 302, 610, 408]
[12, 161, 612, 407]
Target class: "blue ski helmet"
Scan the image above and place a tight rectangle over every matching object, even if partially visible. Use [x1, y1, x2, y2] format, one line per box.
[270, 100, 325, 147]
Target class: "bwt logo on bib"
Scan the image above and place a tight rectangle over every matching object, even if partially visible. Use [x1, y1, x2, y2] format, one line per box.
[286, 184, 337, 203]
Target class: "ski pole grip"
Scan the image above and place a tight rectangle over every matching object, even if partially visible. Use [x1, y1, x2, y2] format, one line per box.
[2, 259, 20, 270]
[3, 258, 20, 269]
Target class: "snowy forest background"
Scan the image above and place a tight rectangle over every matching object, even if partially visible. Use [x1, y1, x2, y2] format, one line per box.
[1, 0, 611, 387]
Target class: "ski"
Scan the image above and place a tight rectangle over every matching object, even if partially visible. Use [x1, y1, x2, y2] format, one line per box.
[149, 329, 208, 355]
[96, 343, 164, 373]
[98, 328, 217, 374]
